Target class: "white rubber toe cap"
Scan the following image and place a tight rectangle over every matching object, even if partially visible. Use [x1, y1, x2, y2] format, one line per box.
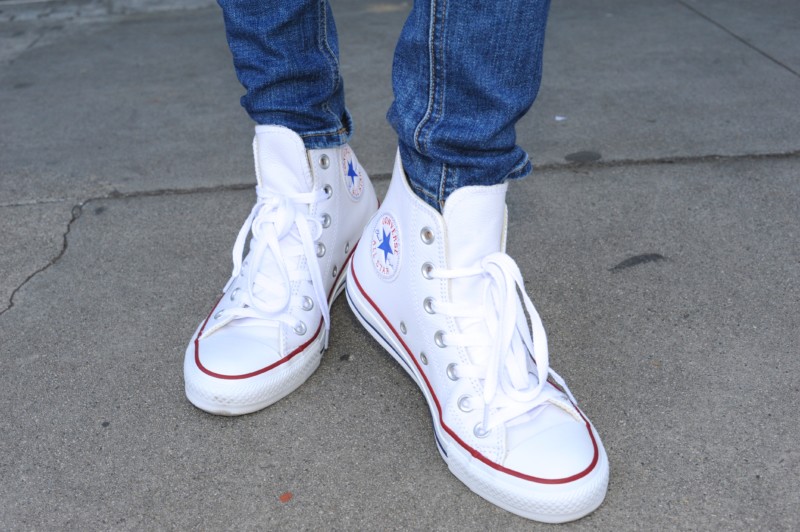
[194, 325, 282, 377]
[505, 407, 598, 481]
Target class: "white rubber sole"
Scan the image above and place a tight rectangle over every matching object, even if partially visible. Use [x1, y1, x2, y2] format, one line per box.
[346, 266, 609, 523]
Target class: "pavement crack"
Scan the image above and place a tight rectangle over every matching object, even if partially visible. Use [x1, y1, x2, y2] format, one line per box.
[0, 200, 85, 318]
[0, 197, 74, 208]
[101, 182, 253, 200]
[676, 0, 800, 79]
[536, 149, 800, 172]
[0, 183, 258, 317]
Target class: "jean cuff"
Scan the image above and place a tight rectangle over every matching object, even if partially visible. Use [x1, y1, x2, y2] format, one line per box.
[255, 108, 354, 150]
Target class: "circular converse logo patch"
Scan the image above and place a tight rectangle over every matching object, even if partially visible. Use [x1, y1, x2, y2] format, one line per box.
[340, 146, 364, 200]
[371, 213, 401, 281]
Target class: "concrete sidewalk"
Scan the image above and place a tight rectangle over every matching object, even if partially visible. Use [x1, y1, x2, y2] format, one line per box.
[1, 0, 798, 529]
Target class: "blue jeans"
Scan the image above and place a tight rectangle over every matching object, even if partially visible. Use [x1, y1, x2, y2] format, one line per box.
[219, 0, 550, 210]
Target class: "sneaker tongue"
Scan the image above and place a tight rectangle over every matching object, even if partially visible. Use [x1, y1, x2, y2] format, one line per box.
[442, 183, 508, 364]
[442, 183, 508, 269]
[253, 125, 314, 195]
[249, 125, 312, 319]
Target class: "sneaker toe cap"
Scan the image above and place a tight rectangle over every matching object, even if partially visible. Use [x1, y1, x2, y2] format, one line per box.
[194, 327, 282, 377]
[504, 418, 597, 481]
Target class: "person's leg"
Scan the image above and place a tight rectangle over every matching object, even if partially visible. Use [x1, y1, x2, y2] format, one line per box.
[347, 0, 609, 522]
[218, 0, 351, 148]
[388, 0, 549, 211]
[184, 0, 377, 415]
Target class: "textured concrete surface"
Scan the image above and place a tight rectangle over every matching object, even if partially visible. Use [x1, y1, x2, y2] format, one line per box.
[1, 0, 799, 529]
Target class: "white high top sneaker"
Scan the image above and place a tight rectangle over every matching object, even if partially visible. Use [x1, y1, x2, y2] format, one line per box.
[346, 152, 609, 522]
[184, 125, 378, 415]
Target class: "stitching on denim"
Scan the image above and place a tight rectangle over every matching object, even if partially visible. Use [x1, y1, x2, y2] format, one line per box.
[438, 163, 449, 209]
[426, 0, 448, 152]
[299, 127, 349, 139]
[505, 153, 531, 180]
[412, 0, 440, 154]
[318, 0, 343, 130]
[411, 180, 438, 205]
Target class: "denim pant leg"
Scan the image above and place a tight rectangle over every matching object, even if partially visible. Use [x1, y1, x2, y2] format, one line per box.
[218, 0, 352, 149]
[388, 0, 551, 210]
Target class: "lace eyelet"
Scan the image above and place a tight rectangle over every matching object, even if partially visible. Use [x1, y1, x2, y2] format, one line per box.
[446, 363, 458, 381]
[214, 310, 224, 320]
[319, 154, 330, 169]
[421, 262, 434, 280]
[399, 321, 407, 334]
[344, 242, 350, 254]
[323, 184, 333, 198]
[230, 287, 240, 301]
[458, 395, 473, 412]
[423, 297, 435, 314]
[301, 296, 314, 311]
[316, 242, 326, 257]
[332, 265, 338, 278]
[321, 213, 331, 228]
[294, 321, 307, 335]
[420, 352, 428, 365]
[434, 330, 446, 348]
[420, 227, 435, 244]
[473, 423, 490, 438]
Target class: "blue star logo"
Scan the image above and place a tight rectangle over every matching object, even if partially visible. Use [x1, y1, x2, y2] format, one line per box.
[377, 229, 393, 262]
[347, 160, 358, 185]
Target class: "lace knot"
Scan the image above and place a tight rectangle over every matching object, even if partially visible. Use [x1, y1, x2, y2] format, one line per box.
[432, 252, 576, 432]
[217, 184, 331, 338]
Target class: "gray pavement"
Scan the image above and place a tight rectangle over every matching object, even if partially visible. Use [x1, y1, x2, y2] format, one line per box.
[1, 0, 799, 529]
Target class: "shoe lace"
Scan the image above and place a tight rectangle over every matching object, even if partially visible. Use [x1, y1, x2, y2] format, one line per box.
[429, 252, 577, 433]
[216, 184, 331, 336]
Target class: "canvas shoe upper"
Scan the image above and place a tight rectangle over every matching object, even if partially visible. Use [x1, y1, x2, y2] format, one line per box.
[346, 152, 609, 522]
[184, 125, 378, 415]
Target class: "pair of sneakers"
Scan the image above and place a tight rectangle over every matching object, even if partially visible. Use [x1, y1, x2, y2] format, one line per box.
[183, 125, 609, 523]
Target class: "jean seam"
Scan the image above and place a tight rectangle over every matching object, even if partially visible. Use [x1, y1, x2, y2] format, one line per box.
[411, 180, 439, 206]
[298, 127, 349, 139]
[318, 0, 343, 131]
[505, 153, 531, 180]
[413, 0, 447, 155]
[437, 163, 450, 209]
[430, 0, 448, 152]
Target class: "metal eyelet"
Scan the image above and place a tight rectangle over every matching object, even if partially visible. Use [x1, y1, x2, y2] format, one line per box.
[434, 330, 446, 348]
[421, 262, 434, 280]
[316, 242, 326, 257]
[446, 363, 458, 381]
[319, 154, 330, 169]
[321, 213, 331, 228]
[230, 287, 240, 301]
[420, 227, 435, 244]
[214, 310, 224, 320]
[332, 265, 338, 278]
[323, 184, 333, 198]
[458, 395, 473, 413]
[420, 352, 428, 365]
[399, 321, 407, 334]
[294, 321, 307, 335]
[423, 297, 435, 314]
[473, 423, 490, 438]
[301, 296, 314, 311]
[344, 242, 350, 254]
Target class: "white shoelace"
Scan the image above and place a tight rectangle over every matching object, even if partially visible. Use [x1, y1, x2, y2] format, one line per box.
[214, 184, 331, 337]
[429, 252, 577, 434]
